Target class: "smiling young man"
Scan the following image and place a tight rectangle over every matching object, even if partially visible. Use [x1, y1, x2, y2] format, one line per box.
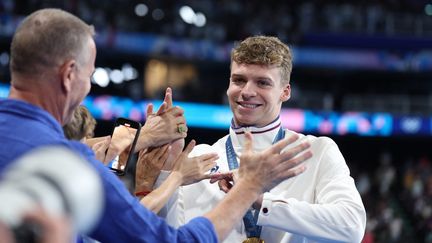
[157, 36, 366, 242]
[228, 61, 290, 127]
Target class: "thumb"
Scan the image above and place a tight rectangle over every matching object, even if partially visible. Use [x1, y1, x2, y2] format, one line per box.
[146, 103, 154, 117]
[244, 131, 253, 154]
[183, 139, 196, 155]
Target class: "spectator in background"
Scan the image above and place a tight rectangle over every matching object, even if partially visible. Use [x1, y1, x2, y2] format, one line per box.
[63, 105, 110, 162]
[0, 8, 312, 242]
[63, 105, 96, 142]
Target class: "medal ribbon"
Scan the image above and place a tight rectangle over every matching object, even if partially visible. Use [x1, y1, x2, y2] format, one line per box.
[225, 127, 285, 238]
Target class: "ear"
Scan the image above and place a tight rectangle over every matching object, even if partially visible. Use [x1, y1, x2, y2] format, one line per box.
[280, 83, 291, 102]
[59, 59, 77, 94]
[226, 83, 230, 96]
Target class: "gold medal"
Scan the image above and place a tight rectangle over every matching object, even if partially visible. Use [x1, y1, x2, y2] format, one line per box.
[242, 237, 264, 243]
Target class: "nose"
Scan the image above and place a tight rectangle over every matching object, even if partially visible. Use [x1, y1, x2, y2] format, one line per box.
[240, 81, 256, 99]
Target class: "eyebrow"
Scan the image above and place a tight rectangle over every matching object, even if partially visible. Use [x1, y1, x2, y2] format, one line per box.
[230, 74, 244, 78]
[232, 73, 274, 82]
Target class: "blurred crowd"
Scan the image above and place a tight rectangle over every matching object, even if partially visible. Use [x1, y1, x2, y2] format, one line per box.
[0, 2, 432, 242]
[1, 0, 431, 43]
[353, 152, 432, 242]
[1, 1, 432, 117]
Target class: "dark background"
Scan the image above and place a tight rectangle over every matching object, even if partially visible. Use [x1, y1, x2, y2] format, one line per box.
[2, 1, 432, 242]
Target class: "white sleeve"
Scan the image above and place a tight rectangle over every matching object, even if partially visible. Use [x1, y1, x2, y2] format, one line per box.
[154, 144, 215, 227]
[257, 138, 366, 243]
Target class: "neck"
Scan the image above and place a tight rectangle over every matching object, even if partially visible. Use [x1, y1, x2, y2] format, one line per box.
[231, 116, 281, 132]
[8, 81, 65, 124]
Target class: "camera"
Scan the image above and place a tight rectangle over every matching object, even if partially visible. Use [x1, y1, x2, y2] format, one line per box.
[0, 146, 104, 241]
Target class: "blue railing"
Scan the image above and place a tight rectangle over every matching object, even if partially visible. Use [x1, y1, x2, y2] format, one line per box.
[1, 83, 431, 136]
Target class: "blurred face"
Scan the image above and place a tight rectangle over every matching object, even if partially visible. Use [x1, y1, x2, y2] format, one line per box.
[65, 37, 96, 124]
[227, 62, 290, 127]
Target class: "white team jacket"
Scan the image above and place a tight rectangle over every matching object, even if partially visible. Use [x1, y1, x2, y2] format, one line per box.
[156, 118, 366, 243]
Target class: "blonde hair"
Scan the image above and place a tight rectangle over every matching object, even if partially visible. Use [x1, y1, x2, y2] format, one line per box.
[63, 105, 96, 140]
[231, 36, 292, 85]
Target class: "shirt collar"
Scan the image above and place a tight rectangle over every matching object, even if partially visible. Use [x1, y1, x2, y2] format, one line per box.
[229, 116, 282, 153]
[0, 98, 65, 137]
[231, 116, 281, 135]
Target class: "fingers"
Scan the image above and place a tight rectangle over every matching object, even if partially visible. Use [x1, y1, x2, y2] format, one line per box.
[243, 131, 253, 153]
[158, 146, 170, 167]
[142, 145, 169, 164]
[164, 87, 173, 108]
[199, 162, 217, 181]
[170, 108, 187, 138]
[218, 179, 233, 193]
[138, 148, 156, 163]
[277, 151, 312, 177]
[200, 173, 213, 181]
[166, 106, 184, 117]
[267, 133, 299, 154]
[202, 160, 217, 173]
[169, 138, 185, 157]
[176, 123, 188, 138]
[197, 152, 219, 162]
[92, 139, 110, 162]
[279, 164, 307, 180]
[156, 102, 167, 116]
[92, 142, 103, 151]
[183, 140, 196, 155]
[194, 153, 218, 177]
[278, 141, 311, 163]
[145, 145, 170, 169]
[153, 144, 170, 161]
[209, 172, 233, 184]
[138, 148, 147, 157]
[175, 121, 188, 138]
[92, 137, 109, 151]
[146, 103, 154, 117]
[170, 108, 186, 125]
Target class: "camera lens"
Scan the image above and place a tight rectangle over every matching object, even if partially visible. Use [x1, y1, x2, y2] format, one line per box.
[0, 146, 104, 236]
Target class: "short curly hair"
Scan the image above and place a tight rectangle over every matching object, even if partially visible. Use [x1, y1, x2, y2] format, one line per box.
[231, 36, 292, 85]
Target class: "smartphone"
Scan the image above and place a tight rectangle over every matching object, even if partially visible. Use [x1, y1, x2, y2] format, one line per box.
[104, 118, 141, 176]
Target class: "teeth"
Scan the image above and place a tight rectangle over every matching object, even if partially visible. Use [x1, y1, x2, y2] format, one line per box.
[241, 103, 258, 108]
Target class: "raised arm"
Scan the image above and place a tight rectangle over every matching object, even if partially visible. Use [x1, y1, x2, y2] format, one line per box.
[135, 88, 188, 151]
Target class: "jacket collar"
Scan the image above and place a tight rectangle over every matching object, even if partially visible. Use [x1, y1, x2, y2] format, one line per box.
[229, 116, 282, 153]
